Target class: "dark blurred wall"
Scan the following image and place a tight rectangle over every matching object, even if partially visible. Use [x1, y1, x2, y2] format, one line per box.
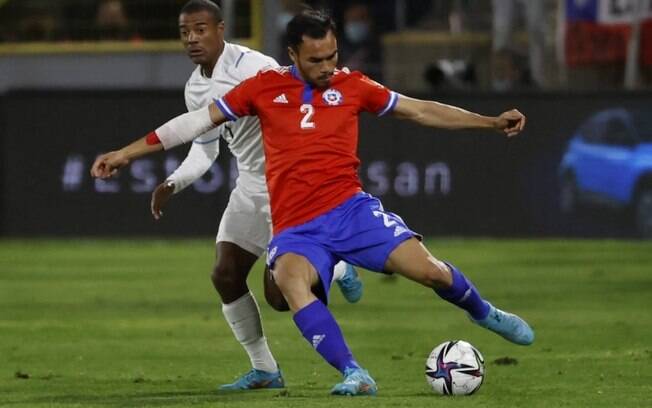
[1, 90, 651, 237]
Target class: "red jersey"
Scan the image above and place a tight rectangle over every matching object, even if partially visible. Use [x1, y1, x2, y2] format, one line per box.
[216, 66, 397, 233]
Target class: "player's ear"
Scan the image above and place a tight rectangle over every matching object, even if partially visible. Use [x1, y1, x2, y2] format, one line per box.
[288, 46, 298, 65]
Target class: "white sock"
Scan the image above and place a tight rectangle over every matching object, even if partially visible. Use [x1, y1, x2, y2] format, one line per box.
[222, 292, 278, 373]
[332, 261, 347, 282]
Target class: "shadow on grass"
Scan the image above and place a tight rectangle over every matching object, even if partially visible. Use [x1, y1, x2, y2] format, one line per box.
[13, 389, 293, 407]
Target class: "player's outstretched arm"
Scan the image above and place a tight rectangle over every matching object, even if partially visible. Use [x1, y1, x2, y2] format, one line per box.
[90, 103, 228, 179]
[392, 95, 526, 137]
[90, 139, 163, 179]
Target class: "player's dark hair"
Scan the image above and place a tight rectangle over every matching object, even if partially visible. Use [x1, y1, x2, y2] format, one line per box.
[180, 0, 223, 22]
[286, 9, 336, 51]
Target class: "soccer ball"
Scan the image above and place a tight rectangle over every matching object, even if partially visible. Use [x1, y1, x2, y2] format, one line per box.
[425, 340, 485, 395]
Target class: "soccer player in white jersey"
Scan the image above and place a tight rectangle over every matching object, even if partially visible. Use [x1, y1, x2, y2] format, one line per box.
[151, 0, 362, 390]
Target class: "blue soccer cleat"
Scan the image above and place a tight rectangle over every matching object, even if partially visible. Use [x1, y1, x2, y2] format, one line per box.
[218, 368, 285, 391]
[336, 264, 363, 303]
[471, 302, 535, 345]
[331, 367, 377, 396]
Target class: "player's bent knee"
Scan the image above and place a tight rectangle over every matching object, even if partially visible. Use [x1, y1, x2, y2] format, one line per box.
[272, 254, 314, 286]
[271, 267, 299, 293]
[211, 263, 246, 289]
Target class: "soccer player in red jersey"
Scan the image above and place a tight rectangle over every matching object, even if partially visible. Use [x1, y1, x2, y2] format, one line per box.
[91, 9, 534, 396]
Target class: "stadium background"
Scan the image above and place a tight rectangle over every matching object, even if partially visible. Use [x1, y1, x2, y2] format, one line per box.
[2, 0, 651, 238]
[1, 2, 652, 407]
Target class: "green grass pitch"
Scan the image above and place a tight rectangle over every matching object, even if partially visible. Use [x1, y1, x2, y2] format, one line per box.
[1, 239, 651, 407]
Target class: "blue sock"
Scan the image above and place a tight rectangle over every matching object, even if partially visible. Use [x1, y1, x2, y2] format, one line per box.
[434, 262, 490, 320]
[293, 300, 359, 374]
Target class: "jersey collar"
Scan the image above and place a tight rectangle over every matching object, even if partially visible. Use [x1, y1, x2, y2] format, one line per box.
[290, 65, 313, 104]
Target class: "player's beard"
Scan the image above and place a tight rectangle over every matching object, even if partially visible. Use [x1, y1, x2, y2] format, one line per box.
[314, 73, 333, 89]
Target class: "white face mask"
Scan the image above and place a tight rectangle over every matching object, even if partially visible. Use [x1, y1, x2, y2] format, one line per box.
[344, 21, 369, 44]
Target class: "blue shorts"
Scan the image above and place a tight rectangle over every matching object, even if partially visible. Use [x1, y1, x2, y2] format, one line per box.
[267, 192, 420, 303]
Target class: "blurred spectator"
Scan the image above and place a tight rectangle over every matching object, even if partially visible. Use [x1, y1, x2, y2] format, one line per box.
[94, 0, 139, 41]
[410, 0, 466, 32]
[338, 2, 383, 81]
[424, 59, 477, 91]
[491, 49, 533, 91]
[491, 0, 547, 90]
[14, 2, 62, 41]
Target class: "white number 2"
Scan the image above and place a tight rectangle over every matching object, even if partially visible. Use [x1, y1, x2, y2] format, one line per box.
[300, 104, 315, 129]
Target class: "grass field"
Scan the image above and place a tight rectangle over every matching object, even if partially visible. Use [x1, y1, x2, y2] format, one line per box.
[1, 239, 651, 407]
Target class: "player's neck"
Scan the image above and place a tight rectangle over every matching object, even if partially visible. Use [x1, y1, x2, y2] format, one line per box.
[201, 41, 225, 78]
[290, 65, 321, 89]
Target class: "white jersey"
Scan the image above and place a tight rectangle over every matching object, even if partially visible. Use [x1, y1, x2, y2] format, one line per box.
[167, 42, 278, 194]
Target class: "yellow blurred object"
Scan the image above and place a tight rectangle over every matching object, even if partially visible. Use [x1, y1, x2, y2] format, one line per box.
[0, 38, 256, 56]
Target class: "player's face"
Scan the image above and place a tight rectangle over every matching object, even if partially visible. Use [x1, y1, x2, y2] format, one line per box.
[289, 30, 338, 89]
[179, 11, 225, 68]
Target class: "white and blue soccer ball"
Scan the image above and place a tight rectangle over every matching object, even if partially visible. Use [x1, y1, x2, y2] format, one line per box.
[425, 340, 485, 395]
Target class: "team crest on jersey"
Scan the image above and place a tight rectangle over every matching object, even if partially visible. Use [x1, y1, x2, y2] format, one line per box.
[322, 88, 343, 106]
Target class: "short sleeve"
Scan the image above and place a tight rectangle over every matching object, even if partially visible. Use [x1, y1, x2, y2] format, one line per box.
[214, 73, 261, 121]
[235, 52, 279, 81]
[357, 74, 398, 116]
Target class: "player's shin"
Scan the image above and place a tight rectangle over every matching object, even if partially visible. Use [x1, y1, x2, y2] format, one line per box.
[433, 262, 490, 320]
[293, 300, 359, 373]
[222, 292, 279, 373]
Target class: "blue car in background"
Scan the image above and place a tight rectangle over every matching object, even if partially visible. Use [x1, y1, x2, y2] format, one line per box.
[559, 108, 652, 237]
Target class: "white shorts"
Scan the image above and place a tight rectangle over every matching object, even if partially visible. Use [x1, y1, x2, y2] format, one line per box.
[216, 172, 272, 257]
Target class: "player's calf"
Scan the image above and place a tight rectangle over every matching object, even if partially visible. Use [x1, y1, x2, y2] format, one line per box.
[211, 263, 250, 303]
[433, 262, 490, 320]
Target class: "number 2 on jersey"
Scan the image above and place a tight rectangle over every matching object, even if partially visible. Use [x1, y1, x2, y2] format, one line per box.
[300, 104, 315, 129]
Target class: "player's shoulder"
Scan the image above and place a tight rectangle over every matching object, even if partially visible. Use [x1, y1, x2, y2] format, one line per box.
[332, 67, 363, 79]
[225, 42, 279, 79]
[246, 65, 292, 84]
[334, 68, 383, 87]
[260, 65, 291, 76]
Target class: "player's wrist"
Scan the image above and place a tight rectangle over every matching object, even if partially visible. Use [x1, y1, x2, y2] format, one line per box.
[164, 179, 176, 191]
[145, 131, 161, 145]
[489, 116, 502, 131]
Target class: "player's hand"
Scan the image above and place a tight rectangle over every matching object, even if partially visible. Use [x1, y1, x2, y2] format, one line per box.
[151, 181, 175, 220]
[90, 150, 130, 178]
[494, 109, 526, 138]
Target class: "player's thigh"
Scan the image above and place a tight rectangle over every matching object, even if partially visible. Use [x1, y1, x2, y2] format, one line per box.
[272, 253, 322, 311]
[272, 252, 320, 290]
[268, 226, 338, 305]
[384, 238, 452, 288]
[216, 188, 271, 258]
